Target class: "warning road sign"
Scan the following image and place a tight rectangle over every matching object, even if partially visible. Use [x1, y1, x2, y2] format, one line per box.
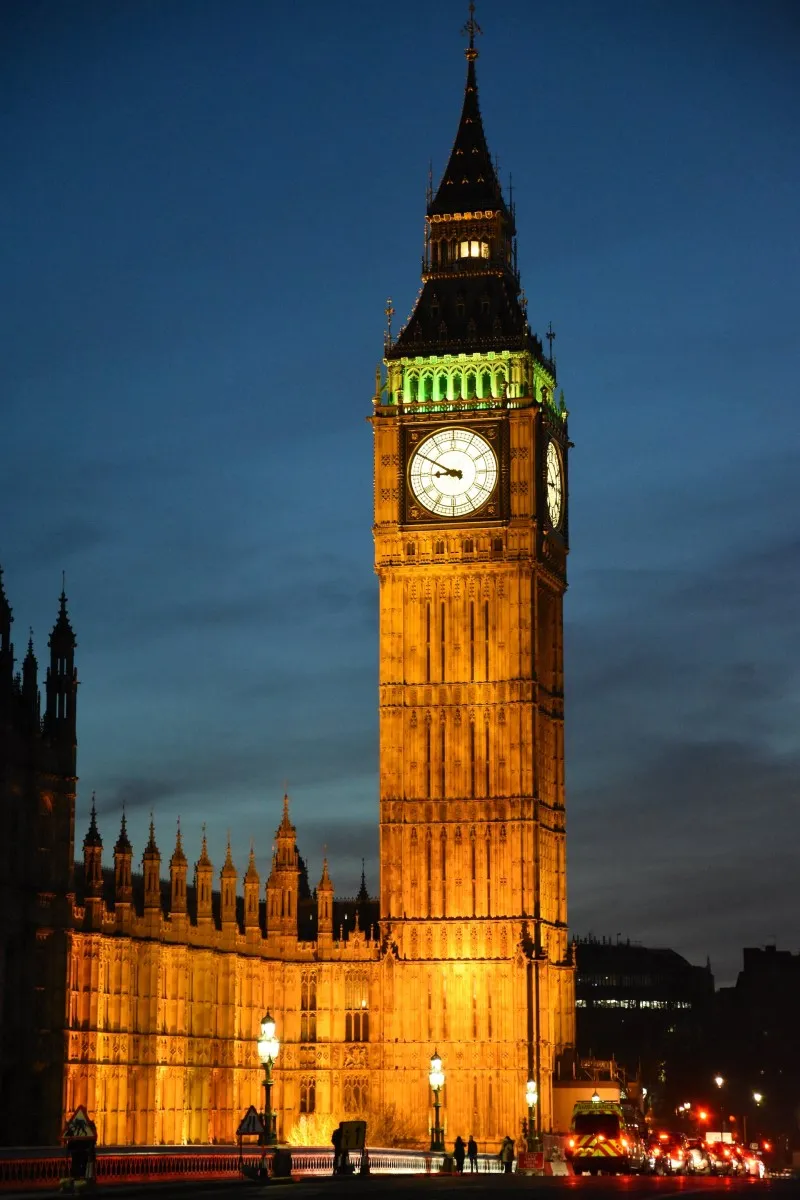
[63, 1106, 97, 1142]
[237, 1106, 265, 1136]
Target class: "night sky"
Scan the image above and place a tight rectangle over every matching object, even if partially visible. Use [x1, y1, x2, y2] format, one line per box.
[3, 1, 798, 985]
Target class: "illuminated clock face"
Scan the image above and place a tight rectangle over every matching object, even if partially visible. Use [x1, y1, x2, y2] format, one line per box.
[409, 428, 498, 517]
[546, 440, 564, 528]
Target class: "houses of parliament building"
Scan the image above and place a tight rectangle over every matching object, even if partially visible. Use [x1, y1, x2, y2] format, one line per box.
[0, 21, 574, 1149]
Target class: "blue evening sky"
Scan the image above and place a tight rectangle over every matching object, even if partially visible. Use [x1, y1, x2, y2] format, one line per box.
[2, 0, 798, 983]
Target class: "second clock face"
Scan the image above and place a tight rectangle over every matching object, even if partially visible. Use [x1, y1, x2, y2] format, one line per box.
[546, 439, 564, 528]
[409, 427, 498, 517]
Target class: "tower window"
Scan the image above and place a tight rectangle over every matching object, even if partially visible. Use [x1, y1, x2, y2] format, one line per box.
[434, 540, 445, 555]
[493, 538, 503, 554]
[406, 543, 415, 557]
[459, 240, 489, 259]
[463, 539, 474, 554]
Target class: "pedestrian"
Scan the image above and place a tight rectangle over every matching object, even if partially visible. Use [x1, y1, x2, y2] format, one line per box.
[500, 1134, 515, 1175]
[467, 1135, 478, 1172]
[331, 1125, 342, 1175]
[454, 1135, 466, 1174]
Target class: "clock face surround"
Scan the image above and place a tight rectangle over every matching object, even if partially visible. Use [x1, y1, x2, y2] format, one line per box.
[546, 439, 564, 529]
[408, 427, 498, 517]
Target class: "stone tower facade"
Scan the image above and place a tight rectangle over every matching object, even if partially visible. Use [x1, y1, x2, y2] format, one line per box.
[0, 23, 574, 1152]
[371, 19, 574, 1140]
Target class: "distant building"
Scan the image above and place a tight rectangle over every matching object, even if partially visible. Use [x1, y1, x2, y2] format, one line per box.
[574, 937, 713, 1102]
[713, 946, 800, 1154]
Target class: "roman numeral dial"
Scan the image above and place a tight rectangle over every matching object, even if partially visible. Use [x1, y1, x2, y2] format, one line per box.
[408, 427, 498, 517]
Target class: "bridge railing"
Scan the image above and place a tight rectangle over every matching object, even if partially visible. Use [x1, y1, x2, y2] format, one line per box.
[0, 1145, 504, 1189]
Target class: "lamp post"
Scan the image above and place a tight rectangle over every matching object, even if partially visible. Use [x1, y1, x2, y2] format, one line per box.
[429, 1051, 445, 1152]
[714, 1074, 725, 1136]
[257, 1012, 280, 1147]
[524, 1079, 538, 1152]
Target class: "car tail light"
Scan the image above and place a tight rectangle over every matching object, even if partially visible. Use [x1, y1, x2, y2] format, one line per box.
[653, 1147, 661, 1157]
[568, 1138, 575, 1149]
[724, 1149, 731, 1158]
[598, 1134, 605, 1143]
[621, 1138, 629, 1150]
[659, 1132, 669, 1141]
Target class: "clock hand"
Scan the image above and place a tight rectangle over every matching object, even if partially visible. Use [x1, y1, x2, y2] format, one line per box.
[434, 468, 463, 479]
[416, 451, 448, 469]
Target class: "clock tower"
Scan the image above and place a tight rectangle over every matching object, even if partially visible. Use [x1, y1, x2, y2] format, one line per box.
[372, 17, 574, 1141]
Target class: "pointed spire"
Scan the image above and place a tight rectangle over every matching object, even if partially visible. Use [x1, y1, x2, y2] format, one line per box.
[50, 577, 76, 648]
[83, 792, 103, 848]
[171, 817, 187, 865]
[114, 804, 132, 853]
[278, 791, 294, 834]
[22, 628, 38, 709]
[222, 831, 237, 877]
[144, 813, 160, 857]
[429, 8, 506, 218]
[245, 838, 259, 881]
[197, 822, 212, 868]
[0, 564, 11, 626]
[357, 857, 369, 906]
[319, 855, 333, 892]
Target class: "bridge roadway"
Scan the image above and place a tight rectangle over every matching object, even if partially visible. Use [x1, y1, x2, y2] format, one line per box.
[2, 1176, 791, 1200]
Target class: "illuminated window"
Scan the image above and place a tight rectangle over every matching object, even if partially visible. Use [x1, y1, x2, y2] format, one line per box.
[300, 971, 317, 1043]
[300, 1078, 316, 1114]
[344, 1076, 369, 1114]
[459, 240, 489, 259]
[345, 971, 369, 1042]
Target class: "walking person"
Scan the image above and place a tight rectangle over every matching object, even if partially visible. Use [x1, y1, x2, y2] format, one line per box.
[331, 1125, 342, 1175]
[500, 1134, 515, 1175]
[454, 1135, 466, 1174]
[467, 1135, 478, 1173]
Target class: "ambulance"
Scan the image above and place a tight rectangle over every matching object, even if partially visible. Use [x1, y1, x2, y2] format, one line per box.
[566, 1100, 648, 1175]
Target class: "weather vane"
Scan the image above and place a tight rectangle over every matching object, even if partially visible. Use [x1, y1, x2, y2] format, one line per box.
[462, 2, 482, 59]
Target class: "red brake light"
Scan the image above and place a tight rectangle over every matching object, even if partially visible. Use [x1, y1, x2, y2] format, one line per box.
[659, 1132, 669, 1141]
[653, 1147, 661, 1157]
[568, 1138, 575, 1148]
[621, 1138, 629, 1150]
[724, 1149, 730, 1158]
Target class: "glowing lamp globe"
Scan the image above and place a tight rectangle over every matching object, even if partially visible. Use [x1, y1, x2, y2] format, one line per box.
[429, 1051, 445, 1091]
[257, 1013, 280, 1065]
[526, 1079, 538, 1108]
[591, 1091, 600, 1104]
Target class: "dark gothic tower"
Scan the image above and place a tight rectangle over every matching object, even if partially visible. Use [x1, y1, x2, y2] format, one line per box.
[0, 573, 80, 1144]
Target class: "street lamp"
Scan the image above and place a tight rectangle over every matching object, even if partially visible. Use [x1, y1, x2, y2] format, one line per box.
[257, 1012, 280, 1147]
[753, 1092, 763, 1105]
[714, 1074, 725, 1135]
[524, 1079, 538, 1152]
[429, 1051, 445, 1152]
[591, 1090, 600, 1104]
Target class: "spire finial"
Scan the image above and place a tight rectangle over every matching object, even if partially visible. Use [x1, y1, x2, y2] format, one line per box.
[384, 297, 395, 351]
[28, 626, 34, 654]
[546, 321, 556, 367]
[462, 2, 481, 60]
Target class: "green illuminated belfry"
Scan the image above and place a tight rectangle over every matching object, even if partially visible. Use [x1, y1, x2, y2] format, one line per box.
[386, 16, 558, 412]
